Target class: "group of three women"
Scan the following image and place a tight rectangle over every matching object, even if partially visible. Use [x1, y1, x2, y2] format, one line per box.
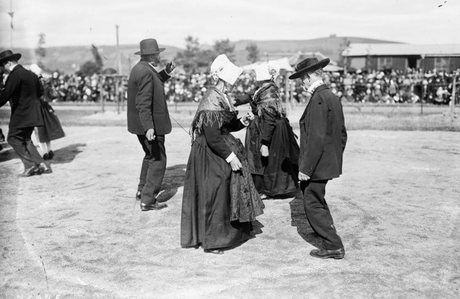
[180, 54, 299, 254]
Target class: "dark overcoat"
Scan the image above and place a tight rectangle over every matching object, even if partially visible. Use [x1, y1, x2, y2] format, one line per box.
[299, 85, 347, 180]
[0, 65, 43, 129]
[127, 61, 172, 135]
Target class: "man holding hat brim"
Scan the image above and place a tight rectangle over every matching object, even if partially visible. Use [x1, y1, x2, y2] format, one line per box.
[0, 50, 52, 177]
[289, 57, 348, 259]
[127, 38, 175, 211]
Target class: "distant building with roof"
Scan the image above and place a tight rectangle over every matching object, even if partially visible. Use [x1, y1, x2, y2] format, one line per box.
[342, 43, 460, 73]
[244, 51, 343, 73]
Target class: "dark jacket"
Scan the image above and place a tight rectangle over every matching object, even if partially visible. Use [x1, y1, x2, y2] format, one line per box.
[299, 85, 347, 180]
[127, 61, 172, 135]
[0, 64, 44, 129]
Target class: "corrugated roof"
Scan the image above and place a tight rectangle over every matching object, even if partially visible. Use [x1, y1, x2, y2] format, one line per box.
[342, 43, 460, 57]
[242, 57, 294, 71]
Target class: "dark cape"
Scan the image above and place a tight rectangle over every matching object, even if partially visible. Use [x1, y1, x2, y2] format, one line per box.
[36, 83, 65, 143]
[36, 100, 65, 143]
[181, 87, 264, 250]
[244, 82, 299, 198]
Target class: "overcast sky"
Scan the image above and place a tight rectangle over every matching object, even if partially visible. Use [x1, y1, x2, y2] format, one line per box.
[0, 0, 459, 50]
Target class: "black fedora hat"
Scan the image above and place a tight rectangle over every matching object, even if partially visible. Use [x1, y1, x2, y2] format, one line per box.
[0, 50, 22, 65]
[134, 38, 165, 55]
[289, 57, 330, 79]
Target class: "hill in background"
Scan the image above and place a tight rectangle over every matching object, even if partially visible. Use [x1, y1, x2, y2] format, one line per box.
[232, 35, 401, 64]
[7, 36, 401, 74]
[7, 44, 182, 76]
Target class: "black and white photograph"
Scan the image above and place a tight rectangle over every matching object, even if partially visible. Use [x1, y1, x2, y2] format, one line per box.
[1, 0, 459, 298]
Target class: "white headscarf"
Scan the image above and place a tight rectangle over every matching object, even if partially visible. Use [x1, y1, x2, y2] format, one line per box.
[254, 63, 278, 81]
[210, 54, 243, 85]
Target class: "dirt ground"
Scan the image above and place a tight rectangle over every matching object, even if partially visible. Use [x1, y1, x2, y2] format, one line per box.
[1, 108, 460, 299]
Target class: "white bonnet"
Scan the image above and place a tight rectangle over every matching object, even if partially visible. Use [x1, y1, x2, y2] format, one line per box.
[29, 63, 42, 76]
[210, 54, 243, 85]
[254, 63, 278, 81]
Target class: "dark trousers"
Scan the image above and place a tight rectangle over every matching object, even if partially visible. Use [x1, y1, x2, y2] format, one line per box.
[137, 134, 166, 205]
[7, 126, 45, 169]
[301, 179, 343, 250]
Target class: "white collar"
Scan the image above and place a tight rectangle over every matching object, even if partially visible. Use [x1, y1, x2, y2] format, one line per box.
[148, 62, 158, 71]
[8, 64, 19, 72]
[307, 80, 324, 94]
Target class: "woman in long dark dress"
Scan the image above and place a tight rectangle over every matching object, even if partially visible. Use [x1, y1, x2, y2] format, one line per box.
[235, 64, 299, 199]
[30, 64, 65, 160]
[181, 54, 264, 254]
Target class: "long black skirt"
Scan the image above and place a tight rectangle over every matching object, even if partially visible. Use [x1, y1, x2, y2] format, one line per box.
[181, 134, 261, 250]
[37, 100, 65, 143]
[245, 117, 299, 198]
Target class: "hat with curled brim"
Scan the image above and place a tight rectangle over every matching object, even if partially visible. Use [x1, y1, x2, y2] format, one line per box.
[134, 38, 165, 55]
[0, 50, 22, 65]
[289, 57, 330, 79]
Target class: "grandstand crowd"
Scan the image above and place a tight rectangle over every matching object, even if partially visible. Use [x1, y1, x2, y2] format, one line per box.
[40, 68, 459, 105]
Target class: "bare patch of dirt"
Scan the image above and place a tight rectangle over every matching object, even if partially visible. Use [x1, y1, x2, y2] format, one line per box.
[1, 124, 460, 298]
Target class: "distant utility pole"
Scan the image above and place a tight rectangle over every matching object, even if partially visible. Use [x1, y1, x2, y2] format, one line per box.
[420, 54, 426, 115]
[451, 71, 457, 116]
[8, 0, 14, 49]
[116, 25, 122, 74]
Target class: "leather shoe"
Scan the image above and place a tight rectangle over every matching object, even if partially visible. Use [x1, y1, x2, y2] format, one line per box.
[20, 166, 40, 177]
[135, 191, 141, 201]
[140, 202, 167, 211]
[310, 247, 345, 259]
[43, 151, 54, 160]
[204, 249, 224, 255]
[38, 162, 52, 174]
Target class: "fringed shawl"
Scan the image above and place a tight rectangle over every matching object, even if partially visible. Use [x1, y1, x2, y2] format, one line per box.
[190, 87, 237, 140]
[253, 82, 285, 118]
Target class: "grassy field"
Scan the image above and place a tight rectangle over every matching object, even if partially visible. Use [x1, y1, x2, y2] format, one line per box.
[1, 102, 458, 131]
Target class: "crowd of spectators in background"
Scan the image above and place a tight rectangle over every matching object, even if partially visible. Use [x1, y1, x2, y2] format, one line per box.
[326, 68, 458, 105]
[38, 68, 459, 106]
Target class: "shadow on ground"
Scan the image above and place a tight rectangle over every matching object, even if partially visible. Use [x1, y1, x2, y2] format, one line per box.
[289, 191, 323, 249]
[50, 143, 86, 164]
[156, 164, 187, 203]
[0, 143, 86, 165]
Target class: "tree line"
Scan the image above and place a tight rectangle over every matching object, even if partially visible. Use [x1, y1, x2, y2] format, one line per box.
[33, 34, 260, 77]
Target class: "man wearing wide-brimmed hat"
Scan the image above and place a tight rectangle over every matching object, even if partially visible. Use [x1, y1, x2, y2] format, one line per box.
[0, 50, 52, 177]
[127, 38, 176, 211]
[289, 57, 347, 259]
